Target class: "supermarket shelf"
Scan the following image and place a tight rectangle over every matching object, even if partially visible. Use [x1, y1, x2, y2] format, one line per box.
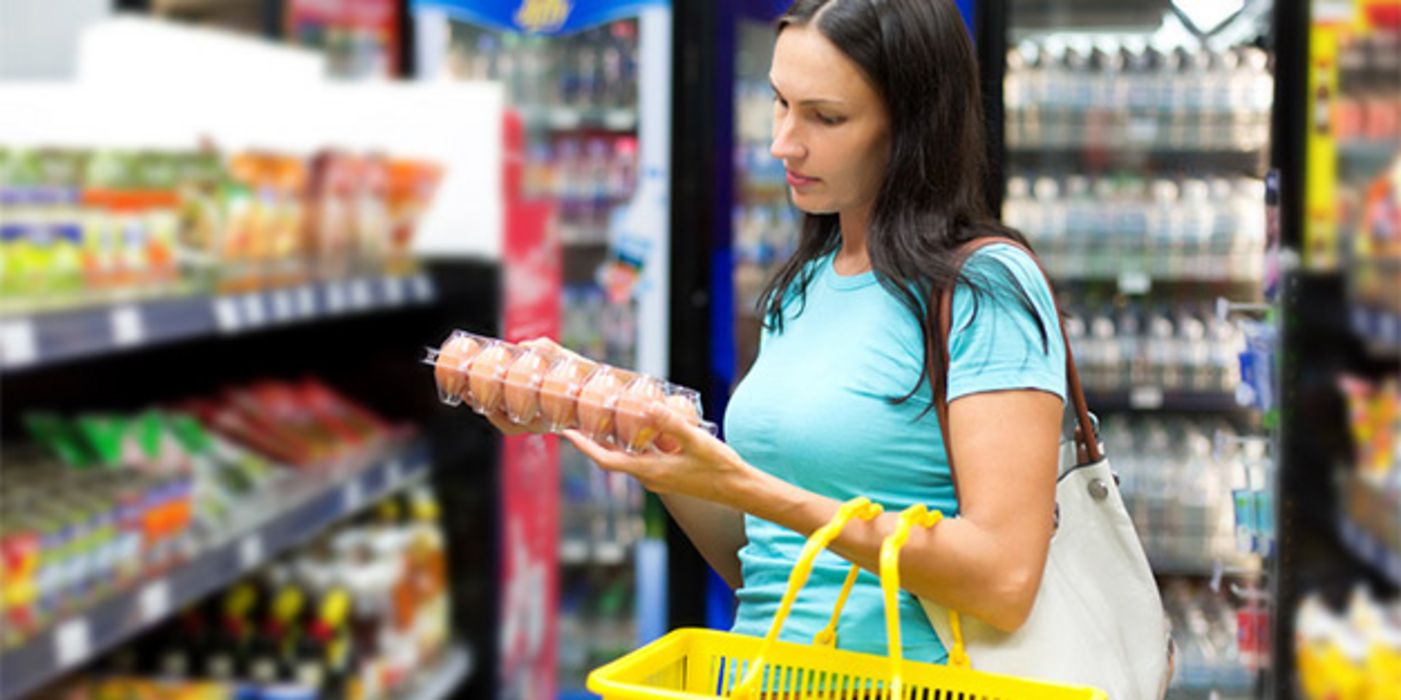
[0, 439, 433, 700]
[0, 273, 436, 374]
[558, 689, 598, 700]
[559, 539, 630, 567]
[1045, 267, 1263, 293]
[1338, 138, 1401, 170]
[1349, 305, 1401, 354]
[1166, 685, 1255, 700]
[1008, 147, 1266, 173]
[521, 107, 638, 133]
[1338, 516, 1401, 587]
[1147, 552, 1263, 578]
[404, 643, 473, 700]
[1084, 388, 1243, 412]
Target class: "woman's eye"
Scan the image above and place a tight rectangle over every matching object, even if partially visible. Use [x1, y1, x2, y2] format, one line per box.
[815, 113, 844, 126]
[773, 95, 788, 109]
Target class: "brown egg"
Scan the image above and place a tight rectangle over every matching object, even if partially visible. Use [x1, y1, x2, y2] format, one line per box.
[503, 350, 551, 425]
[539, 359, 595, 430]
[614, 378, 666, 451]
[576, 369, 628, 442]
[433, 335, 480, 400]
[466, 344, 515, 413]
[654, 394, 702, 453]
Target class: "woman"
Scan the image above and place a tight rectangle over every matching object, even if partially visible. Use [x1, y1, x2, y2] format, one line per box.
[496, 0, 1066, 663]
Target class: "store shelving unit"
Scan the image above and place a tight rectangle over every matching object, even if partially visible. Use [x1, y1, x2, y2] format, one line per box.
[980, 2, 1283, 696]
[0, 274, 436, 373]
[1084, 389, 1245, 413]
[1337, 516, 1401, 586]
[1272, 2, 1401, 696]
[405, 644, 475, 700]
[1348, 304, 1401, 350]
[0, 440, 433, 700]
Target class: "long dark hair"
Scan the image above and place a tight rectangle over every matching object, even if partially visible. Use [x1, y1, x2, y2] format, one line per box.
[758, 0, 1049, 415]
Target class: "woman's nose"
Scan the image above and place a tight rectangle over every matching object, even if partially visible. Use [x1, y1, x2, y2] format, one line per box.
[770, 114, 804, 161]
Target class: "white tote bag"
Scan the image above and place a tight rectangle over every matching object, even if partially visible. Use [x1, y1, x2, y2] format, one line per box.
[924, 238, 1173, 700]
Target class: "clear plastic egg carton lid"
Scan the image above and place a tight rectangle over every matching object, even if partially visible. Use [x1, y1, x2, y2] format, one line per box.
[424, 330, 717, 454]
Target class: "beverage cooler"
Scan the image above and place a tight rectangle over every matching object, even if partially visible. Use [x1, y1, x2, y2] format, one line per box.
[987, 2, 1283, 697]
[408, 2, 675, 698]
[1275, 0, 1401, 697]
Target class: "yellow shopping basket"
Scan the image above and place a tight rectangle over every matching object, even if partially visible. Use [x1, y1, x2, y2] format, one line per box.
[588, 498, 1107, 700]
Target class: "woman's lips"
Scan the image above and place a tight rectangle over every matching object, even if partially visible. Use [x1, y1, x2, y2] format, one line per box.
[786, 170, 820, 187]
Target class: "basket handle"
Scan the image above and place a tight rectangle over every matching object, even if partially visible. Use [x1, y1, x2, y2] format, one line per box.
[881, 504, 969, 700]
[732, 497, 884, 699]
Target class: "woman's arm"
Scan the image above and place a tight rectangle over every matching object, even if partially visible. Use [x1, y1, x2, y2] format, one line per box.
[656, 493, 747, 589]
[565, 388, 1061, 632]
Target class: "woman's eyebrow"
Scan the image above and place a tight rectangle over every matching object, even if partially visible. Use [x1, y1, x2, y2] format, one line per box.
[770, 78, 847, 107]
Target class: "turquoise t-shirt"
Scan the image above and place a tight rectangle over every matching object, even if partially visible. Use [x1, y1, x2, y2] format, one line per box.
[724, 242, 1067, 663]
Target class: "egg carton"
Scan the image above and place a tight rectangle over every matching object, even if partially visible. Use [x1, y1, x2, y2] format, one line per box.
[424, 330, 716, 453]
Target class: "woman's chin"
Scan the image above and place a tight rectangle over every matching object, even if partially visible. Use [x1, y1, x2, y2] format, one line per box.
[787, 193, 835, 215]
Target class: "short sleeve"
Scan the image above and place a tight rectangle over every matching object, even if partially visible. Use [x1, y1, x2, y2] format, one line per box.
[946, 244, 1067, 403]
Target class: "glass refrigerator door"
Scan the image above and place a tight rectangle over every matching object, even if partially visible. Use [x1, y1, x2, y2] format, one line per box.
[1001, 2, 1278, 697]
[1287, 1, 1401, 697]
[411, 2, 673, 697]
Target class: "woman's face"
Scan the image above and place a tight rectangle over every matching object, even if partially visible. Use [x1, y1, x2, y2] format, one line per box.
[769, 23, 891, 217]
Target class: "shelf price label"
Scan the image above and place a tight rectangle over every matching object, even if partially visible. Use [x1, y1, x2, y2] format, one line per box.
[1379, 312, 1398, 345]
[382, 276, 406, 307]
[296, 286, 317, 318]
[213, 298, 242, 333]
[1130, 386, 1165, 410]
[271, 290, 294, 322]
[412, 274, 434, 303]
[110, 305, 146, 347]
[138, 580, 171, 623]
[350, 279, 372, 310]
[54, 618, 91, 668]
[238, 535, 264, 570]
[325, 282, 348, 314]
[386, 458, 404, 490]
[0, 318, 38, 368]
[1117, 271, 1151, 296]
[342, 479, 365, 512]
[240, 294, 267, 328]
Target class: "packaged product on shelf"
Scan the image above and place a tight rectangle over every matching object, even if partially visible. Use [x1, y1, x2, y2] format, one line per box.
[1102, 414, 1265, 572]
[384, 159, 442, 277]
[1004, 172, 1269, 283]
[425, 330, 714, 453]
[179, 380, 405, 469]
[0, 379, 409, 650]
[1161, 578, 1260, 693]
[1063, 301, 1246, 395]
[1004, 41, 1272, 153]
[1295, 587, 1401, 700]
[1338, 374, 1400, 481]
[38, 484, 455, 700]
[0, 145, 443, 313]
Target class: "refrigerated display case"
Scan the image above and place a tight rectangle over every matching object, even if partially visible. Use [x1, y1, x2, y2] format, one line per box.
[990, 3, 1281, 697]
[1277, 1, 1401, 697]
[408, 2, 674, 697]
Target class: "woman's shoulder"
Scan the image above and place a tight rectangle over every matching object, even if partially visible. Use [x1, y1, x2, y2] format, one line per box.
[962, 239, 1042, 277]
[957, 239, 1051, 299]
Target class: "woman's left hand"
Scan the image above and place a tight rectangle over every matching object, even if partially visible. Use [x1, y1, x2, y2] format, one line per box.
[562, 403, 750, 505]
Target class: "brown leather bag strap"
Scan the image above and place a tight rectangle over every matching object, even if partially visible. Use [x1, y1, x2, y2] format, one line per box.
[934, 238, 1102, 496]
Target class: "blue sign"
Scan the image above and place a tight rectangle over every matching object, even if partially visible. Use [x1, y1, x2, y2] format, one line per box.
[740, 0, 792, 22]
[412, 0, 667, 35]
